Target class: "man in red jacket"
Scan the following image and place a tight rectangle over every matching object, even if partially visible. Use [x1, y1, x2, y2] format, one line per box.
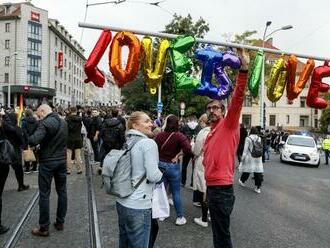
[203, 49, 250, 248]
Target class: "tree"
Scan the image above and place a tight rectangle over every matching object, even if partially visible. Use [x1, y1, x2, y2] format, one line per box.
[319, 93, 330, 133]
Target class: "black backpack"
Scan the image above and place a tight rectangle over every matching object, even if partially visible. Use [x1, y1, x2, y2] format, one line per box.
[248, 137, 263, 158]
[102, 124, 123, 150]
[0, 139, 15, 164]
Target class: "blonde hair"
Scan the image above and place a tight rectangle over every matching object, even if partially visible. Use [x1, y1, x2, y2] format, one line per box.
[127, 111, 147, 130]
[199, 113, 209, 126]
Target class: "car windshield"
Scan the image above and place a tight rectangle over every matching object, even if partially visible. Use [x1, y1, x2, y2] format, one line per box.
[287, 137, 315, 148]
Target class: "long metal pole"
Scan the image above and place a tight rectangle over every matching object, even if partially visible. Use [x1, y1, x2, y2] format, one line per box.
[78, 22, 330, 61]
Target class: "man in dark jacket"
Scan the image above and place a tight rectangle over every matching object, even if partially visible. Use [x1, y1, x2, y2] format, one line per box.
[29, 104, 68, 237]
[99, 109, 125, 165]
[88, 109, 102, 162]
[237, 123, 248, 163]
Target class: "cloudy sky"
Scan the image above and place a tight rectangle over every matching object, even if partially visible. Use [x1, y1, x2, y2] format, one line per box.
[7, 0, 330, 69]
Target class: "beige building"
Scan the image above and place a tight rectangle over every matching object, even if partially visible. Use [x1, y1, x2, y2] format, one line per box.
[240, 40, 321, 131]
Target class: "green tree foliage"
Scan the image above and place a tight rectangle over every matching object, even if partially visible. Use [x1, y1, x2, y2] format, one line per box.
[319, 93, 330, 133]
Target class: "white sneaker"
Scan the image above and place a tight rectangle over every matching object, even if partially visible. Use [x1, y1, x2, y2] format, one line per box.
[194, 217, 208, 227]
[238, 178, 246, 187]
[168, 198, 174, 206]
[175, 217, 187, 226]
[192, 202, 201, 207]
[254, 187, 261, 194]
[158, 217, 167, 221]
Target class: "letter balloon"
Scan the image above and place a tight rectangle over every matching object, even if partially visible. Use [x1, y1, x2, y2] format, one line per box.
[169, 36, 200, 90]
[84, 30, 112, 87]
[248, 50, 264, 98]
[286, 55, 315, 104]
[109, 32, 141, 87]
[267, 57, 287, 102]
[307, 61, 330, 109]
[141, 37, 170, 94]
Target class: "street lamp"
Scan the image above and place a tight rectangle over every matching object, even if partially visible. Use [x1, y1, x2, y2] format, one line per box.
[260, 22, 293, 129]
[7, 51, 20, 108]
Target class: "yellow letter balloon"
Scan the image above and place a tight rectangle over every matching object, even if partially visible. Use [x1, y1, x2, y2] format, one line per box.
[141, 37, 170, 94]
[267, 57, 287, 102]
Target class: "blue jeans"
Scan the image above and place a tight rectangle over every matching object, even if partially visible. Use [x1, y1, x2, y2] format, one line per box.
[116, 202, 151, 248]
[264, 145, 270, 160]
[207, 186, 235, 248]
[38, 160, 67, 229]
[159, 161, 183, 218]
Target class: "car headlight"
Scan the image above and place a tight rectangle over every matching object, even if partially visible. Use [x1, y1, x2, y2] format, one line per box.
[310, 150, 318, 156]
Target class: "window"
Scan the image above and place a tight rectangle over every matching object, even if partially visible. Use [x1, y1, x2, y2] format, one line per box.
[69, 62, 71, 70]
[28, 40, 41, 56]
[5, 23, 10, 32]
[60, 42, 63, 51]
[28, 21, 42, 40]
[69, 74, 71, 82]
[27, 73, 41, 85]
[55, 37, 58, 47]
[5, 56, 10, 66]
[60, 70, 63, 78]
[65, 46, 67, 54]
[64, 71, 66, 80]
[314, 119, 318, 128]
[55, 66, 58, 76]
[60, 83, 62, 92]
[300, 97, 306, 108]
[314, 109, 318, 115]
[286, 115, 290, 124]
[64, 59, 67, 68]
[243, 95, 252, 107]
[242, 114, 251, 128]
[64, 85, 67, 94]
[299, 115, 309, 127]
[55, 80, 57, 90]
[5, 40, 9, 49]
[55, 52, 57, 62]
[4, 73, 9, 83]
[269, 115, 276, 126]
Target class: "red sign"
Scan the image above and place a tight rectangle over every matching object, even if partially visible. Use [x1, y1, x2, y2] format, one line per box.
[23, 85, 30, 92]
[31, 11, 40, 22]
[58, 51, 63, 69]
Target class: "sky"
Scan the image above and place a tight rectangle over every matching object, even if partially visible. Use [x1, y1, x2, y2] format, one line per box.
[6, 0, 330, 70]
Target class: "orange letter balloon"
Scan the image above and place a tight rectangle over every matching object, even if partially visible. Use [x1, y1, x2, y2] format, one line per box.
[286, 55, 315, 104]
[109, 32, 141, 87]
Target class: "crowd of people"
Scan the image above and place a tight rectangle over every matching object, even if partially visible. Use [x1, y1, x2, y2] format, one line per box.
[0, 47, 327, 248]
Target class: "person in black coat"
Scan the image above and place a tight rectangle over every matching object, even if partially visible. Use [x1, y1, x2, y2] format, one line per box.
[65, 106, 83, 174]
[0, 111, 10, 234]
[22, 109, 38, 173]
[3, 111, 29, 191]
[29, 104, 68, 237]
[237, 123, 248, 163]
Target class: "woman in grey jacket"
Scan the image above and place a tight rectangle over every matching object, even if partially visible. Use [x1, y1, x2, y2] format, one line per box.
[116, 111, 163, 248]
[238, 126, 264, 193]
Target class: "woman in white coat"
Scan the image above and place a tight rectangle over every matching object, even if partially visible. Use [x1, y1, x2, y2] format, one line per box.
[192, 114, 210, 227]
[238, 126, 264, 193]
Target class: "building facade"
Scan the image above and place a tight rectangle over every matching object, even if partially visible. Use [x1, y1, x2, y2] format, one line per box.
[0, 2, 85, 108]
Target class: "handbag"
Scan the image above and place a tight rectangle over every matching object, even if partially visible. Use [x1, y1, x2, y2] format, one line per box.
[23, 146, 36, 162]
[152, 182, 170, 219]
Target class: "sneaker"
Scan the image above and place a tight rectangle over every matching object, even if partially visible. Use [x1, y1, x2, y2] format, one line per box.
[238, 178, 246, 187]
[254, 187, 261, 194]
[194, 217, 208, 227]
[175, 217, 187, 226]
[0, 225, 9, 235]
[192, 202, 201, 207]
[168, 198, 174, 206]
[24, 171, 32, 175]
[158, 217, 166, 221]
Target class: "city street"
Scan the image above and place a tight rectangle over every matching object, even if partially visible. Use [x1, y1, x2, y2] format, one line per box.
[0, 152, 329, 248]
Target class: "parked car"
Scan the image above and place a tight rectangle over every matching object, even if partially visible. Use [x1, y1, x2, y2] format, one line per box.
[280, 135, 320, 167]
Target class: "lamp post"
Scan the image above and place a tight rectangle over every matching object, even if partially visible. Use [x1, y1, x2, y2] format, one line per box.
[260, 22, 293, 129]
[7, 51, 19, 108]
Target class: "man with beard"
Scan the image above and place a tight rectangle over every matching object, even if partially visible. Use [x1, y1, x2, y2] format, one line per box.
[203, 49, 250, 248]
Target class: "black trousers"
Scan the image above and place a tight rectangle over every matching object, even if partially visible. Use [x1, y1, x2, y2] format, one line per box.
[181, 153, 193, 186]
[325, 150, 329, 164]
[240, 172, 264, 188]
[12, 148, 24, 187]
[148, 219, 159, 248]
[0, 163, 10, 225]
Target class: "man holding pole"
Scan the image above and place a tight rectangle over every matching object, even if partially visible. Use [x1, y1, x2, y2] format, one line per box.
[203, 49, 250, 248]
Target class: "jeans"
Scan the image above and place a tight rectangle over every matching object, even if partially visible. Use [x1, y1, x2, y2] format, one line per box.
[207, 185, 235, 248]
[159, 161, 183, 218]
[116, 202, 151, 248]
[0, 163, 9, 225]
[38, 160, 67, 229]
[264, 145, 270, 160]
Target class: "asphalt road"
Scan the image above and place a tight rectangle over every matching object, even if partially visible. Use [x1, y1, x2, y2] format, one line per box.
[1, 151, 329, 248]
[94, 152, 330, 248]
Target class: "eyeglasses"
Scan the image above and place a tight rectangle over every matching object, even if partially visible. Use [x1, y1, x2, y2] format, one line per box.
[207, 105, 222, 111]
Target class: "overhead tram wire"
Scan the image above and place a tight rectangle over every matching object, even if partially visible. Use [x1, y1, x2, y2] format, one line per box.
[80, 0, 90, 43]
